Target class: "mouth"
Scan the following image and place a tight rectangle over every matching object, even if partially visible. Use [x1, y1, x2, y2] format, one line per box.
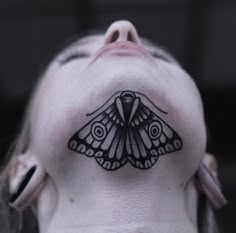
[91, 41, 153, 64]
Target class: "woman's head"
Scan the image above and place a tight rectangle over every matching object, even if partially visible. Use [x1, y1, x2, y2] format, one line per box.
[1, 20, 226, 233]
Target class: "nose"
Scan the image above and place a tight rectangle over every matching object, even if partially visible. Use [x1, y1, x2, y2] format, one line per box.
[104, 20, 141, 45]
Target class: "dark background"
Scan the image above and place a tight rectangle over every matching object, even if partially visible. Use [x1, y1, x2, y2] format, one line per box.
[0, 0, 235, 232]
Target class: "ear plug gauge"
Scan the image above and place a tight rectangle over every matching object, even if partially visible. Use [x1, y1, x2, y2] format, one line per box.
[9, 157, 47, 210]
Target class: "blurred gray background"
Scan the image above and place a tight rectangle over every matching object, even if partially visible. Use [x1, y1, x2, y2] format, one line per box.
[0, 0, 235, 232]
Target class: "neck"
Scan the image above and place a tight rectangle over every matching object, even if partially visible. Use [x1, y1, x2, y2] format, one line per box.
[37, 163, 199, 233]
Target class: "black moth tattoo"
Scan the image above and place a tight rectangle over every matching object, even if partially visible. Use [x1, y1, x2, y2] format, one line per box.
[68, 90, 183, 171]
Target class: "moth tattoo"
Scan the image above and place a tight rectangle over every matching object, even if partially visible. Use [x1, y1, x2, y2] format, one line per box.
[68, 90, 183, 171]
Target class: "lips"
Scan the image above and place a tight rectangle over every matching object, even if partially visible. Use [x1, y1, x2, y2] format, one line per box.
[91, 41, 153, 64]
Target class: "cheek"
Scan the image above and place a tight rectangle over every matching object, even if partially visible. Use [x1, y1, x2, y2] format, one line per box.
[31, 106, 77, 164]
[30, 73, 87, 173]
[46, 109, 79, 148]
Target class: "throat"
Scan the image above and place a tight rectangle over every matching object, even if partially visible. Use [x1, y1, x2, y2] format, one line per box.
[38, 164, 199, 233]
[45, 221, 198, 233]
[41, 184, 198, 233]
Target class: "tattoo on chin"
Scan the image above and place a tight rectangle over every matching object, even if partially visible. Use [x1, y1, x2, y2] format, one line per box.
[68, 90, 183, 171]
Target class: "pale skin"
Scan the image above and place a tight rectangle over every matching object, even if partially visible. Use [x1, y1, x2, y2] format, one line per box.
[8, 21, 226, 233]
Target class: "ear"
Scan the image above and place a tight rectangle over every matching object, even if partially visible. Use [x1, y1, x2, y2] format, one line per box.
[9, 152, 47, 210]
[197, 153, 227, 209]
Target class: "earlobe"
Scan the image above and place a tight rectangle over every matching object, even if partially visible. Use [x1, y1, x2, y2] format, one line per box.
[197, 153, 227, 209]
[9, 153, 47, 210]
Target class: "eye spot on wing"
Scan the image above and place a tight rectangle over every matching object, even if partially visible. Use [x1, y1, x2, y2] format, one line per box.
[148, 121, 162, 140]
[91, 122, 107, 141]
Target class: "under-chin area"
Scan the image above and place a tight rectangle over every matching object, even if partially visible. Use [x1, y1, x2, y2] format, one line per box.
[68, 90, 183, 171]
[32, 55, 206, 181]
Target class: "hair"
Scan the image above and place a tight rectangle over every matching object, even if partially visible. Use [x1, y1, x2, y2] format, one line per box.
[0, 70, 44, 233]
[0, 35, 221, 233]
[0, 113, 38, 232]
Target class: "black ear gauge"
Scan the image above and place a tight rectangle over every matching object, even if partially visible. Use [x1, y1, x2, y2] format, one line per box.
[9, 166, 36, 203]
[198, 162, 227, 209]
[9, 164, 47, 210]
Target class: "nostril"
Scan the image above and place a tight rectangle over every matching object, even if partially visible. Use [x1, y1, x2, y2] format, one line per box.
[107, 30, 137, 44]
[104, 20, 141, 45]
[110, 30, 119, 43]
[128, 31, 134, 42]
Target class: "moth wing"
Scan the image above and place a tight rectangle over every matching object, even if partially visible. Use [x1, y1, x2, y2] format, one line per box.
[68, 103, 127, 170]
[127, 102, 183, 169]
